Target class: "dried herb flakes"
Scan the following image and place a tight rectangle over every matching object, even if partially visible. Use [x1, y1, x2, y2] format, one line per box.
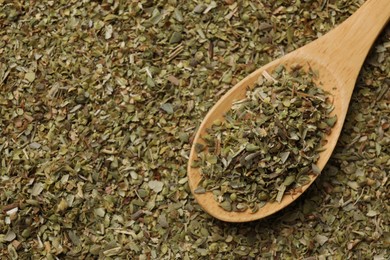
[0, 0, 388, 259]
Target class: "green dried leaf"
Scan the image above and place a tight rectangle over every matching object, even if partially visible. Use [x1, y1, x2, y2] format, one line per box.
[325, 115, 338, 127]
[24, 71, 36, 82]
[220, 200, 232, 212]
[4, 230, 16, 242]
[148, 180, 164, 193]
[161, 103, 174, 114]
[311, 164, 321, 175]
[30, 182, 44, 196]
[283, 175, 295, 186]
[169, 32, 182, 44]
[366, 209, 379, 217]
[276, 184, 286, 203]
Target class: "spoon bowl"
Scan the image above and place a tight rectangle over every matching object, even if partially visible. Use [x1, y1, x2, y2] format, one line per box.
[188, 0, 390, 222]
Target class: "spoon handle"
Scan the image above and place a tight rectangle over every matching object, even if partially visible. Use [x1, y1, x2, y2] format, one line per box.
[302, 0, 389, 93]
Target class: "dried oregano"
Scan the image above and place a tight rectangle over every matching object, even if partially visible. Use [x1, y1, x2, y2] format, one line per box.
[192, 65, 337, 213]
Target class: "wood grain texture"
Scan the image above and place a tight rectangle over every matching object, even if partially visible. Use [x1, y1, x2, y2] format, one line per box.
[188, 0, 390, 222]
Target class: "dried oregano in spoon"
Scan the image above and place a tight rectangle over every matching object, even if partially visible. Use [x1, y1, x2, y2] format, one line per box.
[191, 65, 337, 213]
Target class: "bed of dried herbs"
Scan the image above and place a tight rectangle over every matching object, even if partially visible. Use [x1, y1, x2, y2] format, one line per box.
[0, 0, 388, 259]
[193, 66, 337, 212]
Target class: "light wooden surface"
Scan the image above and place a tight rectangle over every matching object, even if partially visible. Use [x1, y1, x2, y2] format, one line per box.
[187, 0, 390, 222]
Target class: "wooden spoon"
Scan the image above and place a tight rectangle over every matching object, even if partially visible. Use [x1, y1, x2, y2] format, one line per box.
[187, 0, 390, 222]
